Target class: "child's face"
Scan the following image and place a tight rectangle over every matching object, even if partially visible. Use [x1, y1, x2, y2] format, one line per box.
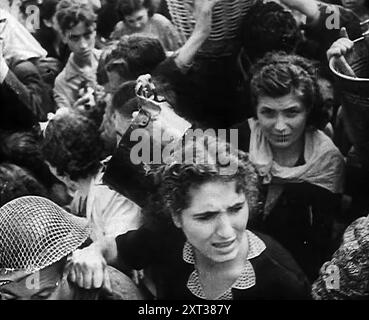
[124, 8, 150, 31]
[65, 21, 96, 61]
[340, 0, 365, 10]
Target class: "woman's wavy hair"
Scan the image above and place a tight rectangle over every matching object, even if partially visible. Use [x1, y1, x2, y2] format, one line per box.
[250, 51, 326, 130]
[116, 0, 155, 20]
[146, 135, 261, 227]
[42, 110, 104, 181]
[241, 1, 303, 62]
[103, 34, 166, 81]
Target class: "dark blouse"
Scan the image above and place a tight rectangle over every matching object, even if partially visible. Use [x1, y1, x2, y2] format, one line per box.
[115, 228, 311, 300]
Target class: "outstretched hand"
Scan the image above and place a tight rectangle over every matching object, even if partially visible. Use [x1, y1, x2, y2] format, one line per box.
[188, 0, 222, 34]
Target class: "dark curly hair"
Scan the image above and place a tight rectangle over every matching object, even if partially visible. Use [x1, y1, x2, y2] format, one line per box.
[97, 40, 119, 86]
[103, 34, 166, 80]
[146, 134, 261, 227]
[116, 0, 155, 20]
[241, 1, 303, 63]
[39, 0, 59, 21]
[42, 110, 104, 181]
[56, 0, 97, 35]
[0, 163, 48, 207]
[250, 52, 326, 130]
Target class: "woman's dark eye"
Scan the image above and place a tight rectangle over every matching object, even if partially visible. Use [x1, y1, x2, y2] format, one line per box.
[285, 109, 299, 117]
[229, 205, 243, 214]
[260, 109, 275, 117]
[195, 214, 214, 221]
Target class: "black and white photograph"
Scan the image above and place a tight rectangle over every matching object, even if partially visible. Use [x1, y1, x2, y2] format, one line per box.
[0, 0, 369, 310]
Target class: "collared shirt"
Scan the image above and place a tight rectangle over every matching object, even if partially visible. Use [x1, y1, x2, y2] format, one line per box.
[53, 48, 101, 109]
[183, 230, 266, 300]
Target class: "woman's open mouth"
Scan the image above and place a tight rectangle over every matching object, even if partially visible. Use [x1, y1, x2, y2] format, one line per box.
[212, 239, 236, 249]
[274, 134, 290, 143]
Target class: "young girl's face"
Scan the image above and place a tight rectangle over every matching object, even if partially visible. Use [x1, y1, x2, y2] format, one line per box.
[124, 7, 150, 31]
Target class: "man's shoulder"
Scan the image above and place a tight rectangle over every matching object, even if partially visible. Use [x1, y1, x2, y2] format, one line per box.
[100, 266, 144, 300]
[54, 66, 67, 87]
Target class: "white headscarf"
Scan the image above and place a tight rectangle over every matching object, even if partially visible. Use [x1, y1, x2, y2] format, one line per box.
[0, 9, 46, 64]
[248, 118, 345, 215]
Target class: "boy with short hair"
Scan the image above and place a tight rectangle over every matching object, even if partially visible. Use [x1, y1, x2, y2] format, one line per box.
[53, 0, 101, 109]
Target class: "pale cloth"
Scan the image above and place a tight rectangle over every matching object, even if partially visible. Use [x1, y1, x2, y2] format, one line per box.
[248, 118, 345, 215]
[0, 9, 47, 63]
[71, 164, 143, 241]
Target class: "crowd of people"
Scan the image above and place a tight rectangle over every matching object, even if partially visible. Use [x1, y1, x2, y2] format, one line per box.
[1, 0, 369, 300]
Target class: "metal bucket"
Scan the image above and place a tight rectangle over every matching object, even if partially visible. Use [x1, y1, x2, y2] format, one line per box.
[329, 39, 369, 168]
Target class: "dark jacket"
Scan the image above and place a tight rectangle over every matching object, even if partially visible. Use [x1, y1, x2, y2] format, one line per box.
[115, 227, 311, 300]
[0, 58, 50, 131]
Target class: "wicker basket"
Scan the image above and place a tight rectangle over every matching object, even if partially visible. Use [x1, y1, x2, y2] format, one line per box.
[166, 0, 256, 56]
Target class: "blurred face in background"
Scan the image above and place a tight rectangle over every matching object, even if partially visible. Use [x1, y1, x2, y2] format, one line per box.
[340, 0, 366, 10]
[64, 22, 96, 62]
[124, 7, 150, 32]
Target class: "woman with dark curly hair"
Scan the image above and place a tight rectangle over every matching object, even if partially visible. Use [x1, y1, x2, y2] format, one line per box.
[234, 52, 345, 282]
[63, 135, 311, 300]
[42, 109, 142, 241]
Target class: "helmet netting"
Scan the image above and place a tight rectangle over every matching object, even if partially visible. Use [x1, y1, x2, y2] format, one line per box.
[0, 196, 90, 273]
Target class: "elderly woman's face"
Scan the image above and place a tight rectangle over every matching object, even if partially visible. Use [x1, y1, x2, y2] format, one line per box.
[172, 180, 248, 264]
[0, 262, 73, 300]
[256, 92, 308, 151]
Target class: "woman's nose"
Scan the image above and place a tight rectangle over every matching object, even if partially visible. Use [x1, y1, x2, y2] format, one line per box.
[274, 115, 287, 132]
[216, 214, 234, 238]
